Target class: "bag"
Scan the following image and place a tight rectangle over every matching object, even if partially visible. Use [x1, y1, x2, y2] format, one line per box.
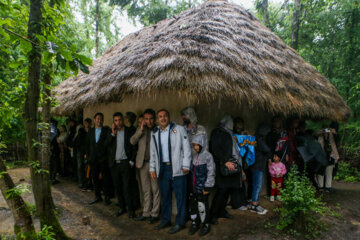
[220, 158, 241, 176]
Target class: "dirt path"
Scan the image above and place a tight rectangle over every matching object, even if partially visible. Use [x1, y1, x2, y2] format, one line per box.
[1, 168, 360, 239]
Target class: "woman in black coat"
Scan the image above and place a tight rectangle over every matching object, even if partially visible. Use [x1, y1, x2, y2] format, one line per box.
[209, 115, 242, 224]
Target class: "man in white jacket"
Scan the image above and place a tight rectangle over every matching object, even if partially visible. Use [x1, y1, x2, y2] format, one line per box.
[150, 109, 191, 234]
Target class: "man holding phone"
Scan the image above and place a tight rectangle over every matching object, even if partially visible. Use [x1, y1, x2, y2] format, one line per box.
[108, 112, 136, 218]
[130, 109, 160, 224]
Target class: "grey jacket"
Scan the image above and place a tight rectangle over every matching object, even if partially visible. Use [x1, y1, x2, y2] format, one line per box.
[191, 134, 215, 193]
[149, 122, 192, 178]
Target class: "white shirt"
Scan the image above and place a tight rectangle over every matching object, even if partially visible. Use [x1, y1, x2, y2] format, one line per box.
[159, 125, 170, 163]
[115, 129, 127, 160]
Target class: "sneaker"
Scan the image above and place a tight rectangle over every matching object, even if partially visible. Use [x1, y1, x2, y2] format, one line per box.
[276, 195, 282, 201]
[270, 196, 275, 202]
[250, 205, 268, 215]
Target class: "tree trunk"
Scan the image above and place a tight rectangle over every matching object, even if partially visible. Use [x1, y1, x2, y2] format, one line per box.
[25, 0, 68, 239]
[291, 0, 301, 50]
[35, 66, 69, 239]
[263, 0, 270, 28]
[0, 159, 36, 239]
[95, 0, 100, 57]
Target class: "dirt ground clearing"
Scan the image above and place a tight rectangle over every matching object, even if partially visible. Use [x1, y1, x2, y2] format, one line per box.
[1, 168, 360, 240]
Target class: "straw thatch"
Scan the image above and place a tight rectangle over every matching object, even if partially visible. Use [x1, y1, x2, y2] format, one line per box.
[53, 0, 351, 121]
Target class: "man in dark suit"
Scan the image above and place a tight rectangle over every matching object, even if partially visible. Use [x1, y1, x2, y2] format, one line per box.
[108, 112, 136, 218]
[86, 112, 112, 205]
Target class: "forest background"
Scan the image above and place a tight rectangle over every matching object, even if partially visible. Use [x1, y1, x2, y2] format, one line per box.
[1, 0, 359, 163]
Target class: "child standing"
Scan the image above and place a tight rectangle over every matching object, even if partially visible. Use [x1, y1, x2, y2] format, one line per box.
[268, 152, 287, 202]
[189, 134, 215, 237]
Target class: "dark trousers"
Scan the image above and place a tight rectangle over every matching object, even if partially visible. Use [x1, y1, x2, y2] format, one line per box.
[211, 187, 237, 218]
[230, 186, 247, 208]
[77, 152, 85, 186]
[159, 164, 187, 226]
[189, 193, 210, 225]
[50, 155, 59, 181]
[110, 161, 133, 211]
[72, 149, 78, 180]
[92, 161, 111, 199]
[129, 166, 140, 210]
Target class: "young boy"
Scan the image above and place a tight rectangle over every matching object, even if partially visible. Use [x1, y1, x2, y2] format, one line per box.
[188, 134, 215, 237]
[268, 151, 287, 202]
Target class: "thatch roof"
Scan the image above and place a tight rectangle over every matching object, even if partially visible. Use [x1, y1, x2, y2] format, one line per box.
[53, 0, 351, 121]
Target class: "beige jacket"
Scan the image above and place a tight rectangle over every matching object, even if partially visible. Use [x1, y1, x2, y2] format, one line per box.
[130, 127, 151, 169]
[318, 133, 340, 163]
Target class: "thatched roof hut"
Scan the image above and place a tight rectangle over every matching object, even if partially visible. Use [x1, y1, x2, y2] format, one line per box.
[54, 0, 351, 130]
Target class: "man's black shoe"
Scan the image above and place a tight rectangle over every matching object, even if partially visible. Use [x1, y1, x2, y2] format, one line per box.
[134, 215, 150, 221]
[104, 197, 111, 206]
[223, 212, 234, 219]
[88, 197, 102, 205]
[210, 217, 218, 225]
[198, 224, 211, 237]
[116, 208, 126, 217]
[168, 224, 185, 234]
[155, 222, 171, 230]
[128, 211, 136, 219]
[188, 222, 200, 235]
[149, 216, 160, 224]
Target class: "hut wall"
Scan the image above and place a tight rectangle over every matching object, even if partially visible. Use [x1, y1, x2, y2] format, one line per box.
[83, 92, 273, 134]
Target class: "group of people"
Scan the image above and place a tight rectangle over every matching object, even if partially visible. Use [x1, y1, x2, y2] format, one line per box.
[48, 107, 340, 236]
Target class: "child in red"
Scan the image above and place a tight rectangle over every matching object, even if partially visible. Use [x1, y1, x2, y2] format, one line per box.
[268, 152, 287, 202]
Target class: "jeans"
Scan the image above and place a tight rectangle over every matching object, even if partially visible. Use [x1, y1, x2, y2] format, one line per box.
[159, 164, 187, 226]
[251, 171, 264, 202]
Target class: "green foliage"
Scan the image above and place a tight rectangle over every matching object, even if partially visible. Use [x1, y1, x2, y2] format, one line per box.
[29, 161, 49, 175]
[0, 234, 15, 240]
[334, 161, 360, 182]
[5, 183, 31, 199]
[341, 120, 360, 154]
[275, 166, 328, 238]
[26, 202, 37, 216]
[111, 0, 202, 26]
[36, 225, 56, 240]
[0, 0, 92, 148]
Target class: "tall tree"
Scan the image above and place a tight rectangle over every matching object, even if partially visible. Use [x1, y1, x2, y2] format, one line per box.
[25, 0, 69, 238]
[291, 0, 301, 50]
[95, 0, 100, 57]
[256, 0, 270, 28]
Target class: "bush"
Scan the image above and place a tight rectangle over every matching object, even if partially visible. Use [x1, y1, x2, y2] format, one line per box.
[276, 166, 328, 238]
[334, 162, 360, 182]
[37, 225, 56, 240]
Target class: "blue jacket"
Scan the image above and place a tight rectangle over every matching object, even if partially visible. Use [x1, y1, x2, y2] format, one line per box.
[190, 134, 215, 193]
